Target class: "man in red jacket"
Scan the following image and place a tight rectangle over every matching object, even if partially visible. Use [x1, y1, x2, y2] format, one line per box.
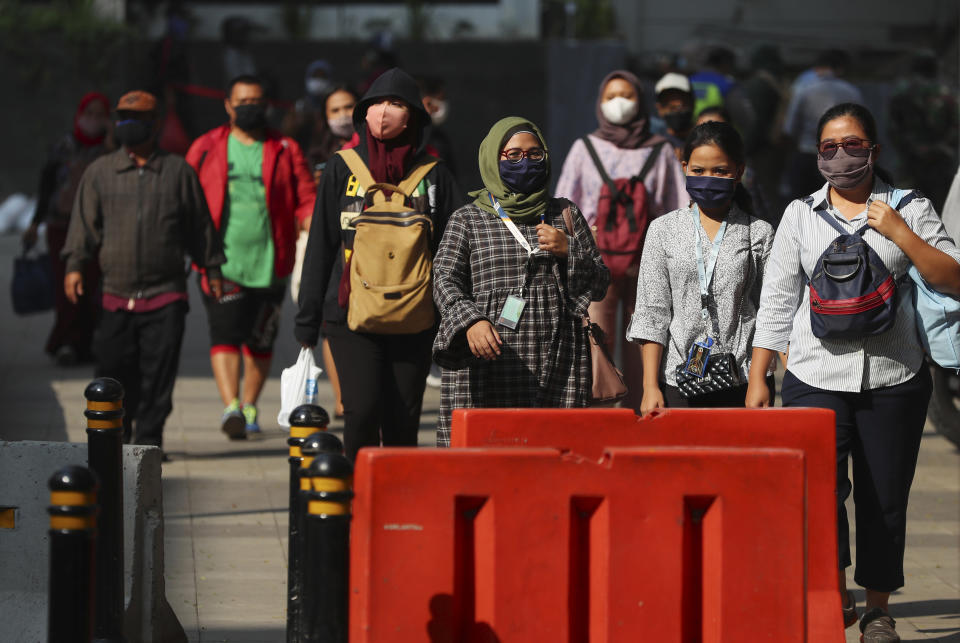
[187, 74, 316, 439]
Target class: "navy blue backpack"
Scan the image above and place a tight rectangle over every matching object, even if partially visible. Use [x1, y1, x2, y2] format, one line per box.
[806, 193, 919, 340]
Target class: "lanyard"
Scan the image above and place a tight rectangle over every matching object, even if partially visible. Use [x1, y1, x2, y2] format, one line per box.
[691, 206, 727, 321]
[489, 194, 543, 256]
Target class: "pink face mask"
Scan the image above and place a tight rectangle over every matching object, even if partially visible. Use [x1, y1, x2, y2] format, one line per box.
[365, 101, 410, 140]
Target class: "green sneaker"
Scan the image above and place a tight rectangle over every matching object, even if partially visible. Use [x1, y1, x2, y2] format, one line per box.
[242, 404, 261, 436]
[221, 399, 245, 440]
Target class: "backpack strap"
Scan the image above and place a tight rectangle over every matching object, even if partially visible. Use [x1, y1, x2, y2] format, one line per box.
[396, 159, 438, 197]
[814, 206, 851, 236]
[636, 141, 666, 183]
[892, 188, 921, 211]
[336, 148, 376, 192]
[582, 136, 640, 232]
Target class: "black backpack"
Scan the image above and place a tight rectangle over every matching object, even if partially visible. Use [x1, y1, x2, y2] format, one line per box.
[806, 192, 918, 339]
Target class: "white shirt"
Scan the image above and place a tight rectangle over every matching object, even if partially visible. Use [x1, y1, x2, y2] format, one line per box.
[753, 179, 960, 391]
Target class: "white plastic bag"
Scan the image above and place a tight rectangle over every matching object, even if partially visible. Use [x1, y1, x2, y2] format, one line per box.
[277, 347, 323, 427]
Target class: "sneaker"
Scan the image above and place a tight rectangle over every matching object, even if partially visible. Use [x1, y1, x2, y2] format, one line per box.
[860, 607, 899, 643]
[242, 404, 261, 437]
[221, 400, 246, 440]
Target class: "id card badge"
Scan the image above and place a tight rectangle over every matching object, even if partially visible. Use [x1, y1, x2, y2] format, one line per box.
[496, 294, 527, 330]
[683, 337, 714, 378]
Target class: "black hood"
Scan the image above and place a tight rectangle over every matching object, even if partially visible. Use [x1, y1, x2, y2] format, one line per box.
[353, 67, 432, 154]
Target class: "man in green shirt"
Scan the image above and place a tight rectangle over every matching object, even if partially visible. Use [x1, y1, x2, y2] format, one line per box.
[188, 75, 316, 438]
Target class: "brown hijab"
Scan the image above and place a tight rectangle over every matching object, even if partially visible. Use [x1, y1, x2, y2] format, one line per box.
[592, 70, 664, 149]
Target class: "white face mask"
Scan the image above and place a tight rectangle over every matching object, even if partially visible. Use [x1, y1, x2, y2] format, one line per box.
[600, 96, 640, 125]
[328, 115, 354, 139]
[306, 78, 332, 96]
[430, 100, 448, 126]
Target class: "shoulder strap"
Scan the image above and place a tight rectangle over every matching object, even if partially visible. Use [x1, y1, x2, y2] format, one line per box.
[336, 149, 376, 191]
[581, 136, 628, 203]
[561, 205, 574, 235]
[636, 142, 666, 183]
[396, 160, 438, 197]
[814, 206, 852, 236]
[892, 188, 920, 211]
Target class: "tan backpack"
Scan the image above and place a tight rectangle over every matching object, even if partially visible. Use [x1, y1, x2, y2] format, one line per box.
[337, 148, 438, 334]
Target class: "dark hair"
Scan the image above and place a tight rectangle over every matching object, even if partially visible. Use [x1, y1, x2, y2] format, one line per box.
[682, 121, 754, 214]
[226, 74, 264, 97]
[696, 106, 733, 125]
[815, 102, 894, 184]
[322, 84, 359, 113]
[815, 49, 850, 72]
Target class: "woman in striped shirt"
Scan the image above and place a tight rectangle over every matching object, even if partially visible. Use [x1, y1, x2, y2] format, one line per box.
[747, 103, 960, 642]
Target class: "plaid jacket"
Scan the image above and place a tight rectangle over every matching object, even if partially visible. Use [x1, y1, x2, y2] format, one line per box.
[62, 148, 225, 300]
[432, 198, 610, 445]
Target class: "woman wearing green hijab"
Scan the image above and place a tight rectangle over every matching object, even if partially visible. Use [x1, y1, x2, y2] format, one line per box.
[432, 117, 610, 445]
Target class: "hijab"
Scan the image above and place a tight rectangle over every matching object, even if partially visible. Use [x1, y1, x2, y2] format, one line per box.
[73, 91, 110, 148]
[593, 70, 663, 149]
[470, 116, 550, 221]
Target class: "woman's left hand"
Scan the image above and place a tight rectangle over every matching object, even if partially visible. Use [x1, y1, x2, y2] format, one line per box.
[867, 201, 909, 242]
[536, 223, 568, 258]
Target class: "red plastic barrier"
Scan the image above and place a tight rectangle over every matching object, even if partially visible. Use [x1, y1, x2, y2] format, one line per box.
[351, 447, 807, 642]
[451, 407, 842, 642]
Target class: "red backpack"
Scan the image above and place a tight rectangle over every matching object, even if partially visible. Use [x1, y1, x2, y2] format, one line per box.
[581, 137, 665, 281]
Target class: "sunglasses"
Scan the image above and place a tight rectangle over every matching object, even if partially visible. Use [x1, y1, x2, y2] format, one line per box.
[500, 148, 546, 163]
[817, 137, 874, 160]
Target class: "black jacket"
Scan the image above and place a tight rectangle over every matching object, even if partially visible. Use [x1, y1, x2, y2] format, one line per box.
[294, 68, 465, 346]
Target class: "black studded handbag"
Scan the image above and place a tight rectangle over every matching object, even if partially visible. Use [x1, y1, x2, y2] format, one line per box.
[674, 352, 742, 398]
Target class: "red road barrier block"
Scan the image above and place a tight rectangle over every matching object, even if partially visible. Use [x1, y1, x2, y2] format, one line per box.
[450, 408, 842, 642]
[351, 447, 806, 642]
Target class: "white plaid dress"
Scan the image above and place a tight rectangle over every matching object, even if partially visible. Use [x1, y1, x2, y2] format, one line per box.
[432, 198, 610, 445]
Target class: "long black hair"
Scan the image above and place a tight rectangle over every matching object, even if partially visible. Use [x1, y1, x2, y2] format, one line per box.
[815, 102, 894, 184]
[682, 120, 754, 215]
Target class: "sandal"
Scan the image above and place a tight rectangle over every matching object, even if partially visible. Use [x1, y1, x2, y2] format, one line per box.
[843, 590, 858, 629]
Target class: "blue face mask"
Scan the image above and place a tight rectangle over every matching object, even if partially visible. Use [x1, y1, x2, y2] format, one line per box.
[685, 175, 737, 209]
[499, 158, 548, 194]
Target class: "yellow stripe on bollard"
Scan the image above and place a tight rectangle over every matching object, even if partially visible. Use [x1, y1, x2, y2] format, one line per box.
[307, 500, 349, 516]
[50, 515, 96, 530]
[87, 400, 122, 411]
[50, 491, 96, 506]
[311, 477, 351, 493]
[87, 418, 123, 429]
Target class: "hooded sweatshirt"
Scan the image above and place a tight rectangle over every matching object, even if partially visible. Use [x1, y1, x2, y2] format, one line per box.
[294, 68, 466, 345]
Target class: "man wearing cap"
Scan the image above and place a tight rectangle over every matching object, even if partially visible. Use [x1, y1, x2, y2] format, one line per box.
[654, 72, 696, 157]
[187, 74, 315, 439]
[62, 90, 226, 452]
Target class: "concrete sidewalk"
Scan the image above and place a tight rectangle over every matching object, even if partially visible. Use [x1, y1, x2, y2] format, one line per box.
[1, 233, 957, 642]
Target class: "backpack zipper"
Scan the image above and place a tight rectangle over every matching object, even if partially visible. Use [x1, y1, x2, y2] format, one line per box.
[810, 276, 895, 314]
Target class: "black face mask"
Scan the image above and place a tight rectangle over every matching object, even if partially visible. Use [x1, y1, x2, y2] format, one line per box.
[499, 158, 548, 194]
[664, 109, 693, 134]
[233, 103, 267, 132]
[115, 119, 153, 147]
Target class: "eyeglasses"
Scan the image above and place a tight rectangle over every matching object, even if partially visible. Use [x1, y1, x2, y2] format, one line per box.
[817, 137, 874, 160]
[500, 148, 546, 163]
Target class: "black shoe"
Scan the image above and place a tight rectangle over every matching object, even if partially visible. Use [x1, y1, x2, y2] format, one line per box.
[221, 408, 246, 440]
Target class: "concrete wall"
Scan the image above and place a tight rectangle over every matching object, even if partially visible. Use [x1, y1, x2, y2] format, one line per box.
[0, 441, 184, 642]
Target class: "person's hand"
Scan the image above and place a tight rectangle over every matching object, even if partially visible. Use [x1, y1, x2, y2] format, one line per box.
[21, 222, 38, 249]
[64, 271, 83, 304]
[867, 201, 909, 242]
[466, 320, 502, 360]
[208, 277, 223, 300]
[745, 378, 772, 408]
[640, 386, 665, 416]
[536, 223, 568, 258]
[301, 216, 312, 233]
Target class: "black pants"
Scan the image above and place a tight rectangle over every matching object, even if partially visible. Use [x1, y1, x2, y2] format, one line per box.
[663, 374, 776, 408]
[781, 368, 932, 592]
[93, 302, 187, 449]
[325, 323, 434, 461]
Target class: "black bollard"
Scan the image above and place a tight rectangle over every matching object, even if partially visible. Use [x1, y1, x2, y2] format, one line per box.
[286, 405, 330, 643]
[84, 377, 126, 643]
[48, 465, 99, 643]
[293, 432, 344, 639]
[301, 452, 353, 643]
